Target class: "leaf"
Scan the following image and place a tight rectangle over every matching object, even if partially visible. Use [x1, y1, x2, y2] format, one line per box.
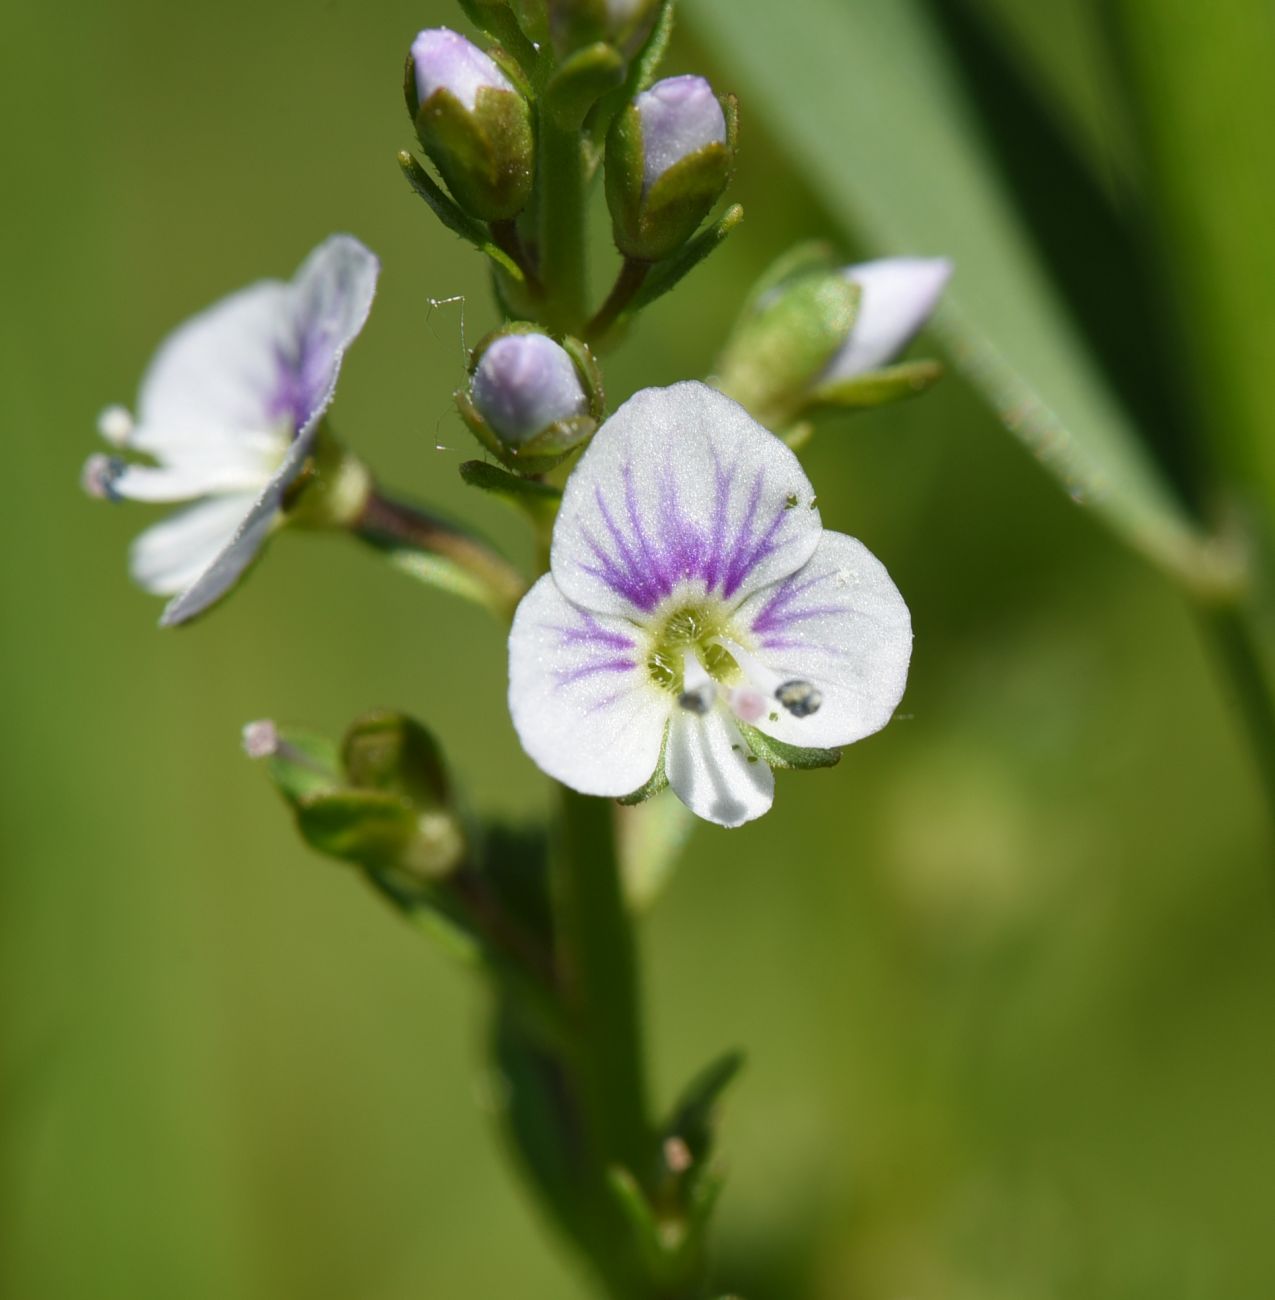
[629, 203, 744, 316]
[663, 1048, 745, 1163]
[811, 359, 946, 411]
[737, 723, 841, 771]
[683, 0, 1236, 599]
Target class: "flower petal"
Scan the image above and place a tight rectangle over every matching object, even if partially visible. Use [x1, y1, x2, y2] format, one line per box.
[733, 530, 912, 749]
[285, 234, 380, 436]
[508, 575, 669, 797]
[155, 427, 315, 627]
[665, 707, 774, 828]
[132, 235, 378, 465]
[130, 492, 258, 597]
[552, 382, 823, 618]
[824, 257, 952, 382]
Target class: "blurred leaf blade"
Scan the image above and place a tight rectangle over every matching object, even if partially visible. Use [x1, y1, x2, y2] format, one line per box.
[685, 0, 1235, 597]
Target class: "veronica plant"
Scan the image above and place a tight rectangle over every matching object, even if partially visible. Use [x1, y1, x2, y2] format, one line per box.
[88, 1, 949, 1294]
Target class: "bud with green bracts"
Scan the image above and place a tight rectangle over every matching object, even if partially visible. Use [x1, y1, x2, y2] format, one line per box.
[406, 28, 535, 222]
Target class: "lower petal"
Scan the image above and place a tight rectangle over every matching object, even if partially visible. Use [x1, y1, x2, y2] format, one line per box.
[508, 576, 669, 798]
[665, 708, 774, 828]
[130, 493, 258, 596]
[732, 530, 912, 749]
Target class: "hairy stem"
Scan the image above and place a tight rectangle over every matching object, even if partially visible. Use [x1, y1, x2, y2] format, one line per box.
[538, 113, 590, 334]
[586, 257, 651, 346]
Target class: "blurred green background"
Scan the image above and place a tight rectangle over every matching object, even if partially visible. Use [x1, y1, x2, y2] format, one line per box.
[5, 1, 1275, 1297]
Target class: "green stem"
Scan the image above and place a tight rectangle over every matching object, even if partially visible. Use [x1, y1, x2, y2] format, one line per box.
[1203, 601, 1275, 829]
[553, 786, 655, 1295]
[538, 112, 590, 334]
[585, 257, 651, 345]
[352, 486, 527, 621]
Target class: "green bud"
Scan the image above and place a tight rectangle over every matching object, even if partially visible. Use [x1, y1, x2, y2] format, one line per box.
[606, 76, 735, 263]
[406, 29, 535, 222]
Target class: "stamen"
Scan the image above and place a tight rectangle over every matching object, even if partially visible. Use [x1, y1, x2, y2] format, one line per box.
[677, 650, 717, 715]
[241, 719, 280, 759]
[81, 453, 124, 501]
[775, 679, 822, 717]
[97, 405, 134, 446]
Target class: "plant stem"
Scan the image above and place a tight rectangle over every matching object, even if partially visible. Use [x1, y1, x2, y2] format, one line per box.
[352, 487, 527, 621]
[553, 786, 654, 1291]
[586, 257, 651, 345]
[538, 113, 590, 334]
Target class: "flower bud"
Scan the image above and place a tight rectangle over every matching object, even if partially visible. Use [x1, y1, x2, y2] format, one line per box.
[471, 333, 590, 446]
[543, 0, 660, 54]
[406, 28, 534, 222]
[606, 75, 733, 262]
[823, 257, 952, 383]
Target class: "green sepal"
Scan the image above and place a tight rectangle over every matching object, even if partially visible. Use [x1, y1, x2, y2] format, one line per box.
[293, 788, 421, 871]
[736, 721, 842, 770]
[263, 729, 341, 804]
[410, 83, 534, 221]
[457, 390, 596, 474]
[606, 1166, 685, 1274]
[738, 240, 838, 319]
[559, 334, 606, 418]
[546, 0, 660, 56]
[617, 724, 669, 805]
[606, 98, 734, 262]
[544, 41, 625, 128]
[459, 460, 561, 524]
[810, 359, 945, 411]
[628, 203, 743, 316]
[341, 710, 450, 810]
[715, 273, 860, 428]
[397, 151, 525, 283]
[662, 1049, 745, 1163]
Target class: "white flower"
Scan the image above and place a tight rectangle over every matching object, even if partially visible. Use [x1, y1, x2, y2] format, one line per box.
[83, 235, 379, 626]
[508, 382, 912, 828]
[823, 256, 952, 383]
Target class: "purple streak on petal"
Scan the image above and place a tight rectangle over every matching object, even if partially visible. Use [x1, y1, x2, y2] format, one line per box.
[701, 456, 734, 593]
[748, 567, 853, 650]
[554, 657, 637, 687]
[720, 470, 793, 598]
[550, 610, 636, 652]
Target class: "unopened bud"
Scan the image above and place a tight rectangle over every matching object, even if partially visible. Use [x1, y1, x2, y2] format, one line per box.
[823, 257, 952, 383]
[606, 75, 734, 262]
[544, 0, 659, 54]
[471, 333, 589, 446]
[406, 28, 535, 221]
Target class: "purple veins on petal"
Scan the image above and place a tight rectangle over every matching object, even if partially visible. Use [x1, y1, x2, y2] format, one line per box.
[552, 610, 636, 652]
[554, 657, 638, 687]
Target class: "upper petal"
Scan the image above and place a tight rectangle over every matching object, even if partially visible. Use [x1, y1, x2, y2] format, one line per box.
[508, 575, 669, 797]
[131, 235, 378, 465]
[551, 382, 823, 619]
[665, 707, 774, 828]
[284, 234, 380, 436]
[824, 257, 951, 382]
[155, 426, 316, 627]
[732, 530, 912, 749]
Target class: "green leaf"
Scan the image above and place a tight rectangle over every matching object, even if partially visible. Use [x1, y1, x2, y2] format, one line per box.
[294, 789, 418, 869]
[737, 722, 841, 771]
[663, 1048, 745, 1163]
[683, 0, 1236, 599]
[459, 460, 561, 522]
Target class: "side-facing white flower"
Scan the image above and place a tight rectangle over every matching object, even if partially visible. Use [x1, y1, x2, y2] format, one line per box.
[508, 382, 912, 828]
[83, 234, 379, 626]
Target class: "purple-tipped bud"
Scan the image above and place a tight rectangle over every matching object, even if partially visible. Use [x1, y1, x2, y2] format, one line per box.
[242, 719, 280, 760]
[635, 76, 726, 192]
[472, 335, 589, 446]
[410, 28, 513, 112]
[826, 258, 953, 381]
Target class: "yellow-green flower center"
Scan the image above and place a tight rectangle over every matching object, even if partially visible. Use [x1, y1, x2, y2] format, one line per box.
[645, 602, 740, 692]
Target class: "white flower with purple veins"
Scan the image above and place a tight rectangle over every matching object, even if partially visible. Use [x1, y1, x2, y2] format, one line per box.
[826, 256, 952, 382]
[84, 235, 378, 626]
[508, 382, 912, 828]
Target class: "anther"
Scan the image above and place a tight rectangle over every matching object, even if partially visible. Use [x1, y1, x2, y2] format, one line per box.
[241, 719, 280, 759]
[81, 453, 125, 501]
[775, 679, 822, 718]
[678, 683, 715, 715]
[97, 404, 134, 446]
